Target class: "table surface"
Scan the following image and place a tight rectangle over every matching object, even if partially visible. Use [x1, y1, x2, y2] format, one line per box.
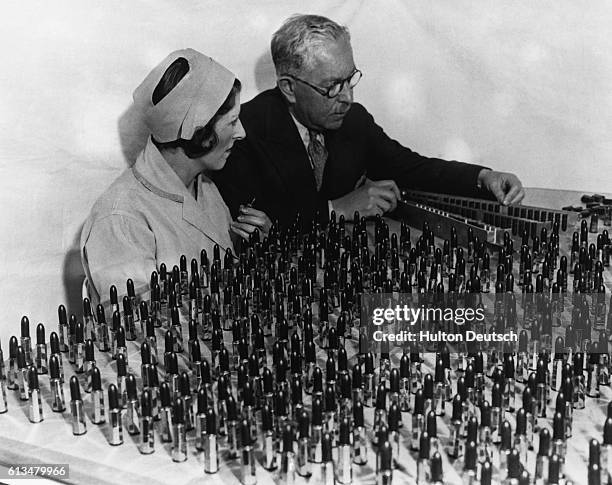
[1, 186, 611, 485]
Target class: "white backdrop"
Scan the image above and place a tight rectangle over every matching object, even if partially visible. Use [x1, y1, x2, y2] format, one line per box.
[1, 0, 611, 335]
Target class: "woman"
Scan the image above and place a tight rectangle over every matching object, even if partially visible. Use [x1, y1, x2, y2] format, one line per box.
[81, 48, 270, 305]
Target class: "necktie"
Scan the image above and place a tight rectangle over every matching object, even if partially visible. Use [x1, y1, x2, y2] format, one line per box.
[307, 129, 328, 191]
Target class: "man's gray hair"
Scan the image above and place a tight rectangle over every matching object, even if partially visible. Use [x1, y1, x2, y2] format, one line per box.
[271, 14, 350, 75]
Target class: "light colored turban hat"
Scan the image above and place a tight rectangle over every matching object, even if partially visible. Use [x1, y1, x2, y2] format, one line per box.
[133, 48, 236, 143]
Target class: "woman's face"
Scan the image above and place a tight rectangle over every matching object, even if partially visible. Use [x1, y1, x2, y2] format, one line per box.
[198, 93, 245, 171]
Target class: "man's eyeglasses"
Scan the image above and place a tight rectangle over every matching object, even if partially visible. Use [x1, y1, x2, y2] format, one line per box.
[285, 69, 362, 98]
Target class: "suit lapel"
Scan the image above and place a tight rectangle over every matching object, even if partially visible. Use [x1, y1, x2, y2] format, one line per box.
[264, 89, 318, 195]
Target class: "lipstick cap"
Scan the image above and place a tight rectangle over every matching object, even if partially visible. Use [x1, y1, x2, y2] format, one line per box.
[28, 366, 39, 390]
[465, 440, 477, 471]
[21, 316, 30, 338]
[322, 432, 333, 462]
[49, 354, 61, 379]
[69, 376, 82, 401]
[91, 366, 102, 392]
[36, 323, 45, 345]
[141, 389, 152, 417]
[108, 383, 119, 410]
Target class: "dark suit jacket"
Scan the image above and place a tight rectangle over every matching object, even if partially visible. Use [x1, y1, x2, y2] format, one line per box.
[213, 87, 489, 228]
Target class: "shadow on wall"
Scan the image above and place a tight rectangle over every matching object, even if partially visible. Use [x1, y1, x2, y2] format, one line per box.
[254, 50, 277, 93]
[62, 226, 86, 317]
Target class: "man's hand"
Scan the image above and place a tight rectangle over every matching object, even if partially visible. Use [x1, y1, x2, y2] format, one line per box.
[331, 178, 401, 219]
[477, 169, 525, 206]
[230, 205, 272, 240]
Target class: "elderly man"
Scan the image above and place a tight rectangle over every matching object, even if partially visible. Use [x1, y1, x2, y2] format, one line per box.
[213, 14, 524, 228]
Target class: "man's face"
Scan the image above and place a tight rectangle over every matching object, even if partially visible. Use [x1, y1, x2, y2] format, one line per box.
[291, 37, 356, 131]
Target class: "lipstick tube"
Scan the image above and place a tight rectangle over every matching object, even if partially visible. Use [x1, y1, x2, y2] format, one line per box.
[90, 366, 105, 424]
[17, 346, 29, 401]
[172, 398, 187, 462]
[139, 389, 155, 454]
[226, 394, 239, 459]
[107, 384, 123, 445]
[0, 376, 6, 413]
[551, 411, 566, 464]
[352, 401, 367, 465]
[204, 407, 219, 473]
[320, 431, 335, 485]
[179, 372, 194, 431]
[125, 374, 140, 435]
[195, 388, 208, 451]
[411, 389, 425, 451]
[240, 418, 257, 485]
[116, 353, 127, 408]
[109, 311, 119, 358]
[21, 316, 33, 366]
[28, 366, 43, 423]
[95, 304, 109, 352]
[115, 326, 128, 366]
[48, 354, 65, 412]
[296, 409, 311, 477]
[535, 427, 550, 483]
[83, 298, 96, 343]
[363, 353, 375, 407]
[159, 382, 173, 443]
[262, 404, 277, 470]
[337, 417, 353, 484]
[279, 424, 296, 484]
[169, 306, 183, 354]
[84, 340, 96, 393]
[35, 323, 48, 374]
[7, 336, 18, 390]
[123, 296, 137, 341]
[448, 395, 463, 458]
[376, 440, 393, 485]
[58, 304, 69, 352]
[70, 376, 86, 435]
[416, 431, 430, 484]
[74, 322, 85, 374]
[67, 314, 76, 364]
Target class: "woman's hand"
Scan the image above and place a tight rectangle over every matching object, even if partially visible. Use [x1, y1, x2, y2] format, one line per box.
[230, 205, 272, 240]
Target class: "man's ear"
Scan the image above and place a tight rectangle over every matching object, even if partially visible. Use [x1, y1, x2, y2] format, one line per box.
[277, 76, 296, 104]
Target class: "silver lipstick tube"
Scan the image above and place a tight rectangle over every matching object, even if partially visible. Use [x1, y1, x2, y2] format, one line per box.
[126, 399, 140, 435]
[297, 437, 311, 477]
[204, 433, 219, 473]
[184, 395, 194, 431]
[75, 343, 85, 373]
[109, 328, 117, 357]
[18, 367, 29, 401]
[280, 451, 296, 485]
[337, 444, 353, 484]
[310, 425, 323, 463]
[91, 389, 105, 424]
[160, 406, 173, 442]
[84, 360, 96, 393]
[320, 460, 335, 485]
[0, 379, 7, 413]
[241, 445, 257, 485]
[227, 419, 239, 459]
[195, 412, 207, 450]
[411, 414, 424, 451]
[84, 315, 95, 342]
[172, 423, 187, 462]
[71, 399, 87, 435]
[22, 336, 32, 366]
[167, 373, 180, 402]
[353, 426, 367, 465]
[263, 430, 277, 470]
[363, 373, 375, 407]
[108, 408, 123, 445]
[28, 388, 43, 423]
[125, 314, 136, 341]
[50, 378, 65, 412]
[117, 375, 127, 408]
[139, 416, 155, 454]
[59, 320, 68, 352]
[97, 322, 109, 352]
[35, 343, 48, 374]
[171, 324, 183, 353]
[7, 356, 17, 390]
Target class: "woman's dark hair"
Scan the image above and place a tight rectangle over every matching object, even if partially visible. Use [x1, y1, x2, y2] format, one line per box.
[151, 56, 241, 158]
